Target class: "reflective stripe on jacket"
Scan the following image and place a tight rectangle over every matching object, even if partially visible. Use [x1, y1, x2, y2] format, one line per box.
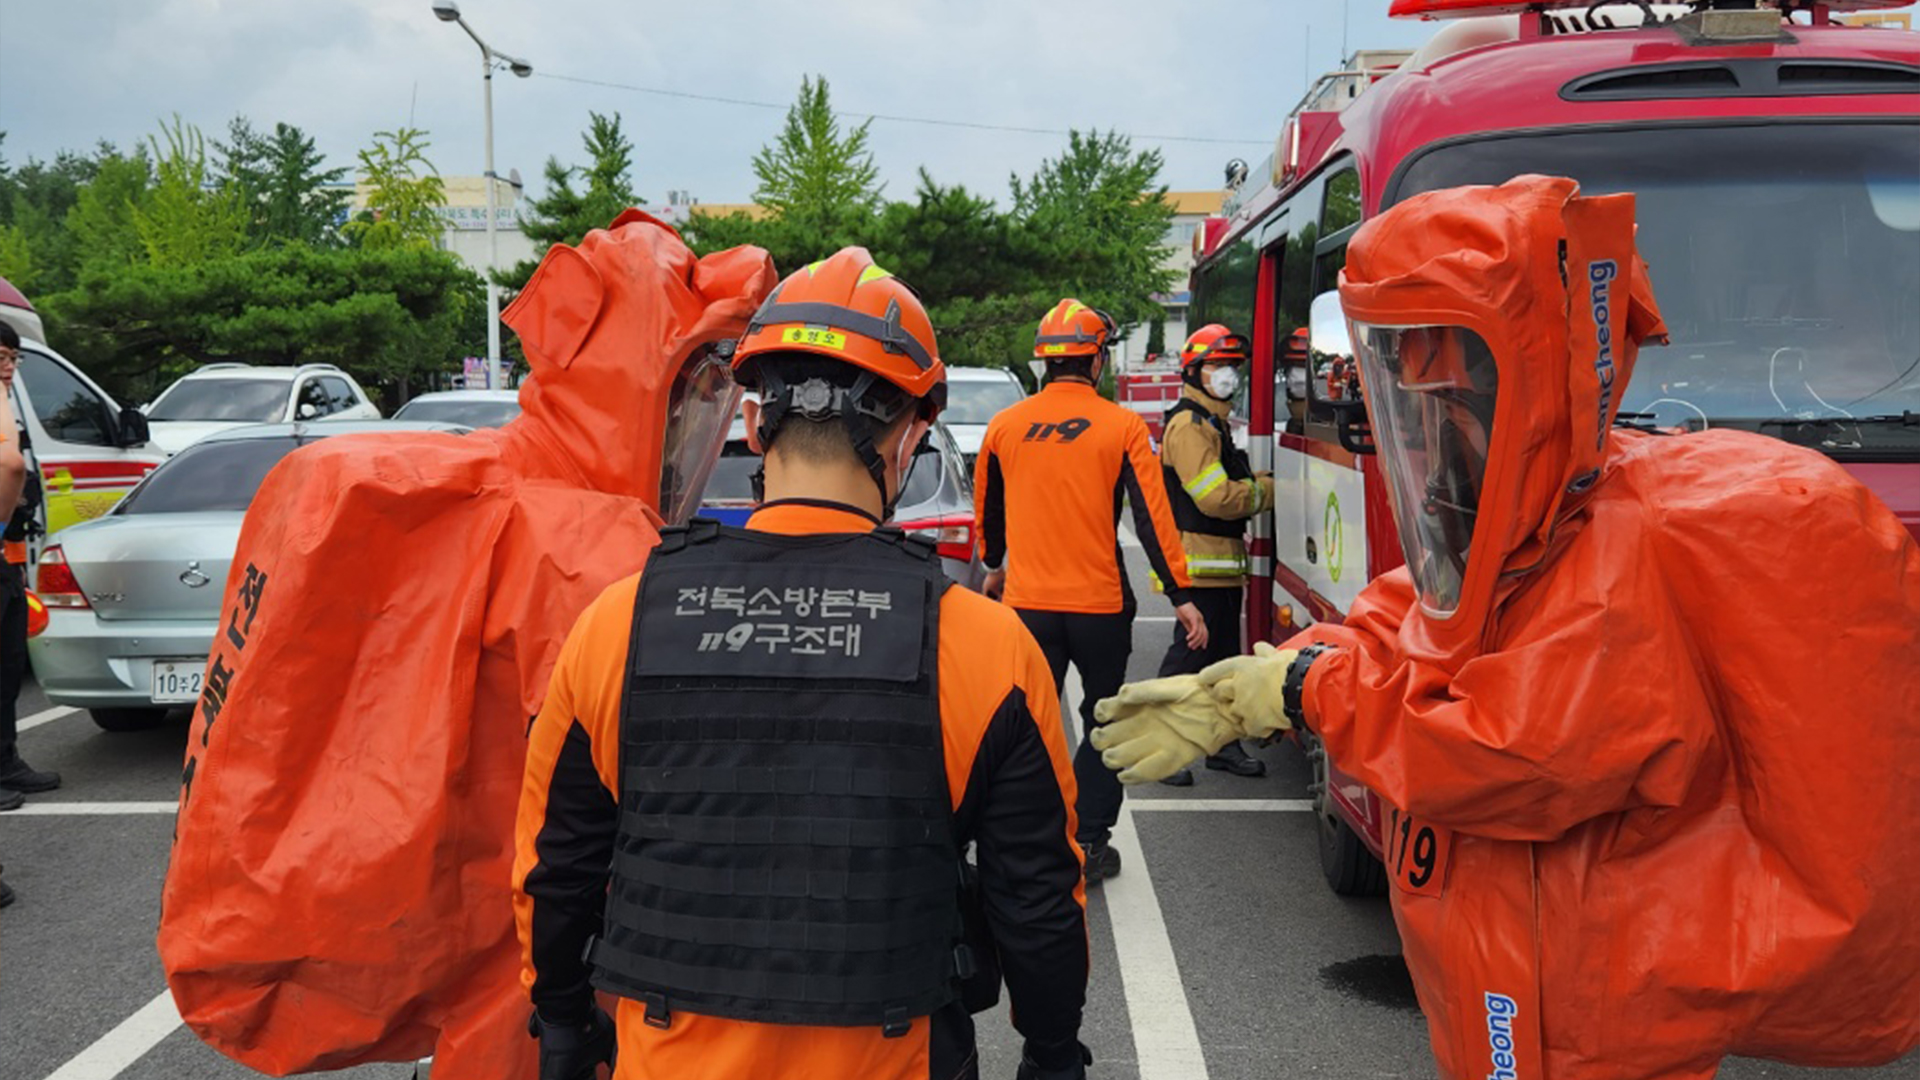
[1159, 387, 1272, 587]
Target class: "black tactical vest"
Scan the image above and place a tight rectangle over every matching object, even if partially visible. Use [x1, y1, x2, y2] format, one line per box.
[1163, 398, 1253, 538]
[589, 518, 963, 1035]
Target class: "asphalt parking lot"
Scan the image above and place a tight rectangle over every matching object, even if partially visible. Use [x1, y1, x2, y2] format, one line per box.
[3, 538, 1917, 1080]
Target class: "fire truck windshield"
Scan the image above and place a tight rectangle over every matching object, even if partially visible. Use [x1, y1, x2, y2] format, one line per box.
[1393, 122, 1920, 451]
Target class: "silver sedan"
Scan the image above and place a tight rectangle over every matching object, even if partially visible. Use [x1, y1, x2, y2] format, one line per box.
[28, 421, 466, 731]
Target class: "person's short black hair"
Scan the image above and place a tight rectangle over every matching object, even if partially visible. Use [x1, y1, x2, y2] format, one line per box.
[1044, 355, 1097, 384]
[0, 322, 19, 350]
[753, 353, 916, 465]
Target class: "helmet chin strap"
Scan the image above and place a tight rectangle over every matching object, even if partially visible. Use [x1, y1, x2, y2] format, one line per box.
[757, 367, 913, 520]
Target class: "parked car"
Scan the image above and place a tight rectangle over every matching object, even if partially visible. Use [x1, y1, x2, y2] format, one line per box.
[392, 389, 521, 429]
[941, 366, 1027, 466]
[8, 335, 163, 542]
[698, 418, 987, 590]
[29, 420, 467, 731]
[144, 363, 382, 455]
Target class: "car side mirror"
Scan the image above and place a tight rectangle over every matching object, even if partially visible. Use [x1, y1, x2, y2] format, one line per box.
[1307, 291, 1374, 455]
[297, 402, 319, 420]
[116, 406, 151, 448]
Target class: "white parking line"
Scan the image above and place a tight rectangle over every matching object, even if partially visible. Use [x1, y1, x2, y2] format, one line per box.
[11, 802, 178, 816]
[1105, 805, 1211, 1080]
[20, 706, 77, 732]
[1118, 523, 1142, 550]
[42, 988, 181, 1080]
[1131, 799, 1314, 812]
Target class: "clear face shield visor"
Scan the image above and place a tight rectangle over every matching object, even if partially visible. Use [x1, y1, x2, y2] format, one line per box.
[1349, 323, 1500, 615]
[658, 344, 745, 526]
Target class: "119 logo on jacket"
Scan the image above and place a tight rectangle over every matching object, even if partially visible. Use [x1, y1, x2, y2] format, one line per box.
[1023, 417, 1092, 443]
[637, 563, 924, 683]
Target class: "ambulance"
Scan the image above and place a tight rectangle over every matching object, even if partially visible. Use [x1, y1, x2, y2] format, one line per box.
[0, 276, 164, 545]
[1184, 0, 1919, 893]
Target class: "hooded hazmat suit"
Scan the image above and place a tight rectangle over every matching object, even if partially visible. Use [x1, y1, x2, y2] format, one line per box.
[156, 211, 776, 1078]
[1291, 176, 1920, 1078]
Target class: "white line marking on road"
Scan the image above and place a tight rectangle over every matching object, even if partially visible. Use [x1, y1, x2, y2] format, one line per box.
[1118, 522, 1142, 550]
[19, 706, 77, 732]
[1105, 805, 1211, 1080]
[1130, 798, 1314, 812]
[42, 988, 182, 1080]
[1062, 669, 1085, 753]
[1135, 616, 1175, 624]
[11, 802, 178, 816]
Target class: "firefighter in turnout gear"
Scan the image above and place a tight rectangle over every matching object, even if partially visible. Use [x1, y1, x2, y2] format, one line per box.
[973, 298, 1205, 886]
[1153, 325, 1274, 786]
[515, 248, 1091, 1080]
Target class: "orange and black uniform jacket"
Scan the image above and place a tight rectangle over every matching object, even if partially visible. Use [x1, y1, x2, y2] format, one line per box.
[973, 381, 1193, 613]
[513, 503, 1089, 1080]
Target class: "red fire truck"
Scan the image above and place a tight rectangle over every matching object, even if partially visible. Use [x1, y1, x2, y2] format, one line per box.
[1185, 0, 1919, 894]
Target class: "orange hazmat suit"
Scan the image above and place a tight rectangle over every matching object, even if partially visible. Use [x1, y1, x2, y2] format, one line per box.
[156, 211, 775, 1077]
[1293, 176, 1920, 1079]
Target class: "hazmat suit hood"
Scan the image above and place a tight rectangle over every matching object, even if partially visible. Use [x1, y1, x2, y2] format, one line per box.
[1339, 175, 1665, 653]
[159, 213, 774, 1078]
[504, 209, 775, 519]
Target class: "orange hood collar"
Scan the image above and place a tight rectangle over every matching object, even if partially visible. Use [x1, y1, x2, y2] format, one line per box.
[1339, 175, 1666, 649]
[501, 209, 776, 503]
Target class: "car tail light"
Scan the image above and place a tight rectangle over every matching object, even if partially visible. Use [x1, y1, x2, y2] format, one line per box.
[898, 515, 975, 564]
[36, 546, 89, 609]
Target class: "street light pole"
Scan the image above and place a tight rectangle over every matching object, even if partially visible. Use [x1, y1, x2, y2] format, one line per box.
[432, 1, 530, 391]
[482, 49, 500, 390]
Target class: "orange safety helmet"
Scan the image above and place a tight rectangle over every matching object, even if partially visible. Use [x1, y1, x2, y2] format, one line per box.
[1034, 299, 1117, 360]
[1178, 324, 1250, 373]
[734, 247, 945, 409]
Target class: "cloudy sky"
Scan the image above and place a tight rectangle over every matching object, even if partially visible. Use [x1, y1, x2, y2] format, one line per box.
[3, 1, 1913, 208]
[0, 0, 1468, 206]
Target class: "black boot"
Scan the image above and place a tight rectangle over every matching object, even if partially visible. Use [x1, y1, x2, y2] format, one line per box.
[0, 788, 21, 811]
[1158, 768, 1195, 787]
[1079, 840, 1121, 886]
[0, 754, 61, 794]
[1204, 740, 1266, 778]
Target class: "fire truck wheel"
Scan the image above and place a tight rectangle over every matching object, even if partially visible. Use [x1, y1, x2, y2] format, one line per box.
[1303, 730, 1388, 896]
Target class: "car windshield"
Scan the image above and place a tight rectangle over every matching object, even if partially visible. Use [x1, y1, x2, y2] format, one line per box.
[393, 399, 520, 428]
[117, 436, 304, 514]
[943, 376, 1023, 425]
[704, 442, 760, 503]
[149, 378, 291, 422]
[1394, 122, 1920, 451]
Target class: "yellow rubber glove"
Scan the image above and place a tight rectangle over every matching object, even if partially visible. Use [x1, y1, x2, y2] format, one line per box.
[1089, 676, 1241, 784]
[1197, 642, 1299, 740]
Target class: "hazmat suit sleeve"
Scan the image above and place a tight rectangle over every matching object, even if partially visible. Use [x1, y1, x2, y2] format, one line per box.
[1161, 410, 1269, 520]
[1293, 557, 1718, 842]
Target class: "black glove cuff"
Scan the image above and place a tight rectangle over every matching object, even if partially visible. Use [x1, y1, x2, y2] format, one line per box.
[1283, 644, 1332, 730]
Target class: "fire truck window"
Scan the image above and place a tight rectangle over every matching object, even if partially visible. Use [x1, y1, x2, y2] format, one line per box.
[1322, 170, 1362, 234]
[1196, 234, 1259, 347]
[1391, 122, 1920, 435]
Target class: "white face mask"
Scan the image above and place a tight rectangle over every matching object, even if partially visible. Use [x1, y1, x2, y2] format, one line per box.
[1206, 365, 1241, 400]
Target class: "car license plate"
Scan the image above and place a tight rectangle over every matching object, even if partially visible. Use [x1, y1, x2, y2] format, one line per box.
[151, 659, 205, 704]
[1383, 806, 1453, 898]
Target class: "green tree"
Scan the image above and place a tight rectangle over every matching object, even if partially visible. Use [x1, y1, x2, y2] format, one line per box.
[1010, 129, 1176, 333]
[501, 111, 640, 289]
[1, 141, 119, 294]
[750, 76, 882, 236]
[132, 115, 248, 267]
[219, 117, 350, 247]
[46, 244, 482, 404]
[344, 127, 446, 249]
[1146, 316, 1166, 357]
[65, 148, 153, 276]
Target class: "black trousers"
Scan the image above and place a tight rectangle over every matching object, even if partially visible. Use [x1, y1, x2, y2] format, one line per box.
[1157, 586, 1243, 678]
[1016, 608, 1133, 845]
[0, 564, 25, 764]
